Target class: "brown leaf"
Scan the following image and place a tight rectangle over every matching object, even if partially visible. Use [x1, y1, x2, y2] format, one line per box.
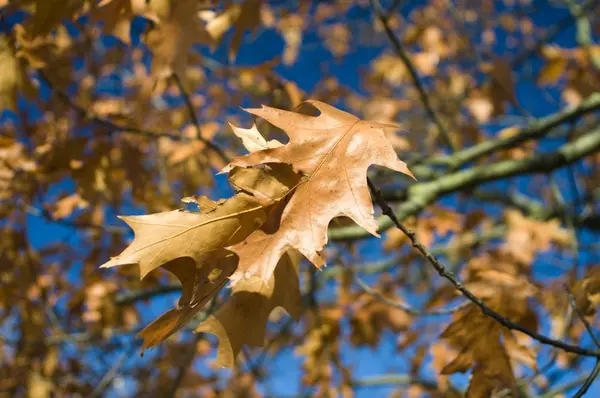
[137, 253, 237, 351]
[573, 267, 600, 316]
[195, 253, 301, 368]
[102, 165, 299, 278]
[206, 0, 262, 61]
[441, 306, 518, 397]
[538, 58, 567, 86]
[504, 210, 572, 265]
[0, 34, 21, 112]
[92, 0, 133, 44]
[224, 101, 414, 284]
[486, 56, 517, 105]
[103, 165, 301, 348]
[101, 191, 267, 278]
[145, 0, 212, 78]
[51, 193, 89, 220]
[24, 0, 82, 37]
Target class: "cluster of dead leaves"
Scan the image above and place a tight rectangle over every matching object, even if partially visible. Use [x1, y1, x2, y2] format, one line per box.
[426, 211, 573, 396]
[102, 100, 413, 367]
[434, 250, 539, 397]
[538, 45, 600, 106]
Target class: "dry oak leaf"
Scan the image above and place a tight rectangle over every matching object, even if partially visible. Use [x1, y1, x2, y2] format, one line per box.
[101, 166, 299, 277]
[573, 267, 600, 316]
[441, 306, 518, 398]
[137, 252, 237, 351]
[103, 166, 300, 349]
[100, 191, 267, 278]
[224, 100, 414, 284]
[195, 252, 301, 368]
[0, 34, 22, 112]
[441, 255, 539, 397]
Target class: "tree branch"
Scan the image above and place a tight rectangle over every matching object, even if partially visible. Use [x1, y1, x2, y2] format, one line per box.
[370, 0, 456, 152]
[330, 125, 600, 241]
[171, 72, 230, 164]
[564, 285, 600, 349]
[366, 177, 600, 358]
[426, 93, 600, 171]
[37, 70, 228, 162]
[350, 373, 438, 390]
[355, 275, 469, 315]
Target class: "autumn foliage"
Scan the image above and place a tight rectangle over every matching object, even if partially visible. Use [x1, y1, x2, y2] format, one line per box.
[2, 0, 600, 397]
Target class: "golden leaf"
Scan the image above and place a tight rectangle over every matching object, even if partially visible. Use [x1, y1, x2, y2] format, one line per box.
[224, 101, 414, 284]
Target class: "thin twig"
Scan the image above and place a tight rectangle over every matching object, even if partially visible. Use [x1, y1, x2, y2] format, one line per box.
[355, 276, 469, 316]
[370, 0, 456, 152]
[90, 346, 135, 398]
[574, 359, 600, 398]
[331, 125, 600, 241]
[171, 72, 230, 164]
[366, 177, 600, 358]
[38, 70, 229, 164]
[385, 0, 405, 16]
[23, 202, 127, 234]
[512, 0, 600, 69]
[564, 284, 600, 349]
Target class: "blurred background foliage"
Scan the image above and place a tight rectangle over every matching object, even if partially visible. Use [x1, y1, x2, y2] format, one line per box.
[1, 0, 600, 396]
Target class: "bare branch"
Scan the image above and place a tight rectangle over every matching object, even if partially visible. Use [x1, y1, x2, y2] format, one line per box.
[350, 373, 438, 390]
[425, 93, 600, 171]
[574, 360, 600, 398]
[331, 125, 600, 241]
[366, 177, 600, 358]
[90, 347, 134, 398]
[171, 72, 231, 164]
[37, 70, 228, 162]
[564, 284, 600, 349]
[370, 0, 456, 152]
[355, 275, 469, 316]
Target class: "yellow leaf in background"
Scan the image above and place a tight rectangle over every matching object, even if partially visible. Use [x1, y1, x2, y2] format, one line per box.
[206, 0, 262, 61]
[92, 0, 133, 44]
[145, 0, 212, 78]
[466, 93, 493, 124]
[573, 267, 600, 316]
[51, 193, 89, 220]
[0, 35, 20, 112]
[279, 14, 303, 65]
[538, 58, 567, 85]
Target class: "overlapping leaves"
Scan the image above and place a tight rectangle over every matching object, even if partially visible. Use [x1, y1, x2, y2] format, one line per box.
[102, 101, 413, 365]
